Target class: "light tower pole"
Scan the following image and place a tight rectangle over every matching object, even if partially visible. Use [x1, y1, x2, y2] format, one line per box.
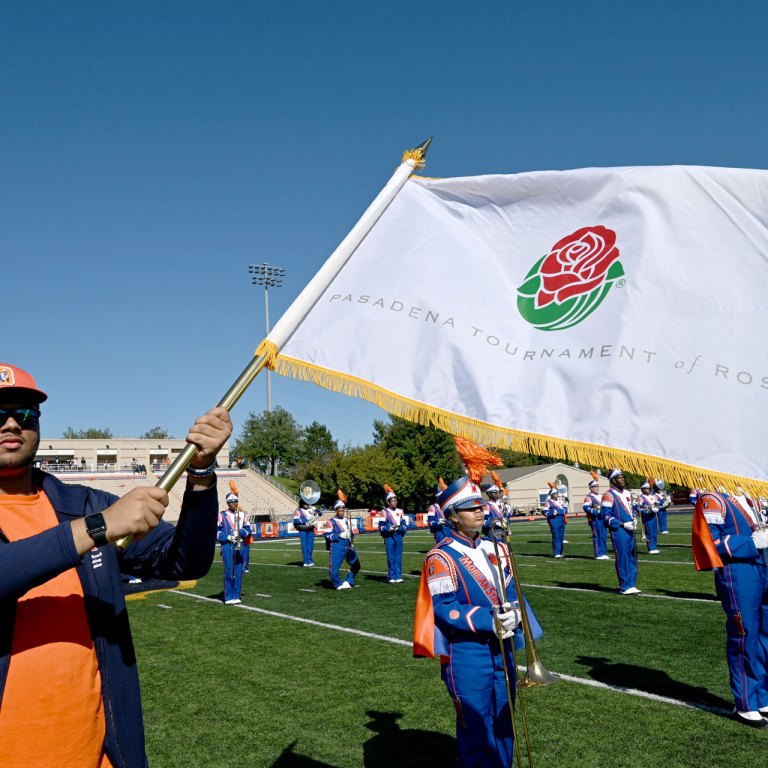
[248, 262, 285, 412]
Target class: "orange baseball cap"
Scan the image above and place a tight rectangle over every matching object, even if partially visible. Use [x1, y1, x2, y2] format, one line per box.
[0, 363, 48, 403]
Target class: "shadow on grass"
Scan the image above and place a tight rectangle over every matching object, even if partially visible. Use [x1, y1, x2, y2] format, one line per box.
[655, 588, 718, 601]
[269, 713, 455, 768]
[553, 581, 618, 594]
[364, 574, 393, 584]
[270, 741, 338, 767]
[575, 655, 731, 713]
[287, 560, 306, 567]
[206, 591, 225, 602]
[363, 710, 455, 767]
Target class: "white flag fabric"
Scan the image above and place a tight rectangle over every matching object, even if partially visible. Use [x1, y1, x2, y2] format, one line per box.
[262, 165, 768, 491]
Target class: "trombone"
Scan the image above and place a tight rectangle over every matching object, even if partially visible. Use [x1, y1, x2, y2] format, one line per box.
[488, 519, 559, 768]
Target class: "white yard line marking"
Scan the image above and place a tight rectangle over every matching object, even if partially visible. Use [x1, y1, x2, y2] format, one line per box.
[213, 561, 714, 603]
[170, 591, 728, 715]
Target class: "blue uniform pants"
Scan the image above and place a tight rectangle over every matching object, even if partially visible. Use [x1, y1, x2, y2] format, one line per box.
[441, 639, 515, 768]
[715, 562, 768, 711]
[299, 529, 315, 565]
[221, 542, 246, 601]
[657, 507, 668, 533]
[609, 527, 638, 590]
[242, 543, 250, 572]
[590, 518, 608, 557]
[384, 533, 404, 579]
[642, 514, 659, 552]
[329, 540, 357, 588]
[548, 517, 566, 556]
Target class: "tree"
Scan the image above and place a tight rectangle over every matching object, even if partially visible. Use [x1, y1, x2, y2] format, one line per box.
[234, 406, 302, 475]
[297, 421, 338, 463]
[371, 416, 462, 510]
[63, 427, 113, 439]
[140, 426, 173, 439]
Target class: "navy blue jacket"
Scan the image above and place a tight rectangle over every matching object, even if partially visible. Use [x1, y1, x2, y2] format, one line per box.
[0, 469, 219, 768]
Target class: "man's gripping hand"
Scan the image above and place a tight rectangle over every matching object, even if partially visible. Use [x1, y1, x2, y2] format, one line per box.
[186, 406, 233, 469]
[72, 487, 169, 555]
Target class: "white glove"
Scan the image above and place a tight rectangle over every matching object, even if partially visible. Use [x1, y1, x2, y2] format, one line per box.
[622, 522, 634, 532]
[339, 531, 350, 539]
[494, 603, 521, 639]
[227, 534, 236, 542]
[751, 529, 768, 550]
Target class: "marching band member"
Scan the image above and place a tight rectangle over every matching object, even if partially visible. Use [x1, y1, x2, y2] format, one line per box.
[560, 488, 570, 544]
[654, 479, 671, 534]
[601, 468, 640, 594]
[544, 482, 567, 558]
[637, 480, 661, 554]
[583, 473, 610, 559]
[427, 483, 451, 543]
[482, 471, 507, 535]
[293, 498, 321, 567]
[229, 481, 251, 573]
[692, 489, 768, 727]
[379, 485, 406, 583]
[326, 491, 360, 590]
[217, 491, 252, 604]
[414, 437, 542, 768]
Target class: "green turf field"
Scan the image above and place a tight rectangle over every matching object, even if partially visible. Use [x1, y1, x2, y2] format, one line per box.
[129, 512, 767, 767]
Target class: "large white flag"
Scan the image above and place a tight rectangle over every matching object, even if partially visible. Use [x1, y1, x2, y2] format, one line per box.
[261, 165, 768, 491]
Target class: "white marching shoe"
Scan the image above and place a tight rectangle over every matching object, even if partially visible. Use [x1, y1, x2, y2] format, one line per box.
[336, 582, 352, 590]
[620, 587, 641, 595]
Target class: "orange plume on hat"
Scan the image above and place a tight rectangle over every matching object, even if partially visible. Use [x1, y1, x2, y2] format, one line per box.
[491, 470, 504, 489]
[647, 477, 654, 487]
[229, 480, 240, 496]
[548, 481, 557, 490]
[453, 436, 503, 485]
[438, 477, 447, 491]
[337, 489, 348, 504]
[590, 471, 599, 483]
[384, 484, 395, 495]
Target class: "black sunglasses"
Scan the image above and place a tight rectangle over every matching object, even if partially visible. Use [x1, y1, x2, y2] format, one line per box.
[0, 407, 41, 429]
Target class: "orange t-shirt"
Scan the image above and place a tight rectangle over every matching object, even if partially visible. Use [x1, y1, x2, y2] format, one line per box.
[0, 492, 113, 768]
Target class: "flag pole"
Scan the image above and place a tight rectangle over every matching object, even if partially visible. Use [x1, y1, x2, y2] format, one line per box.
[115, 138, 432, 550]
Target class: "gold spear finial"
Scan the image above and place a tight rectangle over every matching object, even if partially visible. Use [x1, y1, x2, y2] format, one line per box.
[402, 136, 433, 169]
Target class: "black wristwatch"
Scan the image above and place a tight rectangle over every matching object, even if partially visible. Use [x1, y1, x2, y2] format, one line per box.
[84, 512, 109, 547]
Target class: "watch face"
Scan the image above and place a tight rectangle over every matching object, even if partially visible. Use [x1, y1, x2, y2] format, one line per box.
[86, 512, 108, 545]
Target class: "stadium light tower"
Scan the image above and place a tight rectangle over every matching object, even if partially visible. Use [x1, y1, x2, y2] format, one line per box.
[249, 262, 285, 413]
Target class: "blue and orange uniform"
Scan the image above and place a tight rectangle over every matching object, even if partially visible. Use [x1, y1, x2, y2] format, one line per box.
[293, 503, 321, 567]
[601, 483, 639, 593]
[380, 506, 406, 582]
[544, 494, 567, 558]
[428, 501, 451, 543]
[655, 488, 670, 534]
[693, 492, 768, 720]
[636, 489, 660, 554]
[417, 531, 517, 767]
[326, 513, 359, 589]
[583, 489, 608, 558]
[217, 508, 251, 604]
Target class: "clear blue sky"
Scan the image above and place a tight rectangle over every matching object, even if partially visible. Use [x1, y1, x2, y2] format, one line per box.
[2, 1, 767, 447]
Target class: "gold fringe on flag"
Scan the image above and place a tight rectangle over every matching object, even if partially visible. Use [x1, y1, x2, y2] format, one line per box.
[401, 148, 428, 169]
[254, 343, 768, 497]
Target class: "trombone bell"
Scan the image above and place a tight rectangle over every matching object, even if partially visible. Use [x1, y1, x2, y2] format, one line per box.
[519, 658, 560, 689]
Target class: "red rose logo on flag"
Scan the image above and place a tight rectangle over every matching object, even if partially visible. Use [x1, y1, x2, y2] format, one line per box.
[517, 225, 625, 331]
[536, 226, 620, 308]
